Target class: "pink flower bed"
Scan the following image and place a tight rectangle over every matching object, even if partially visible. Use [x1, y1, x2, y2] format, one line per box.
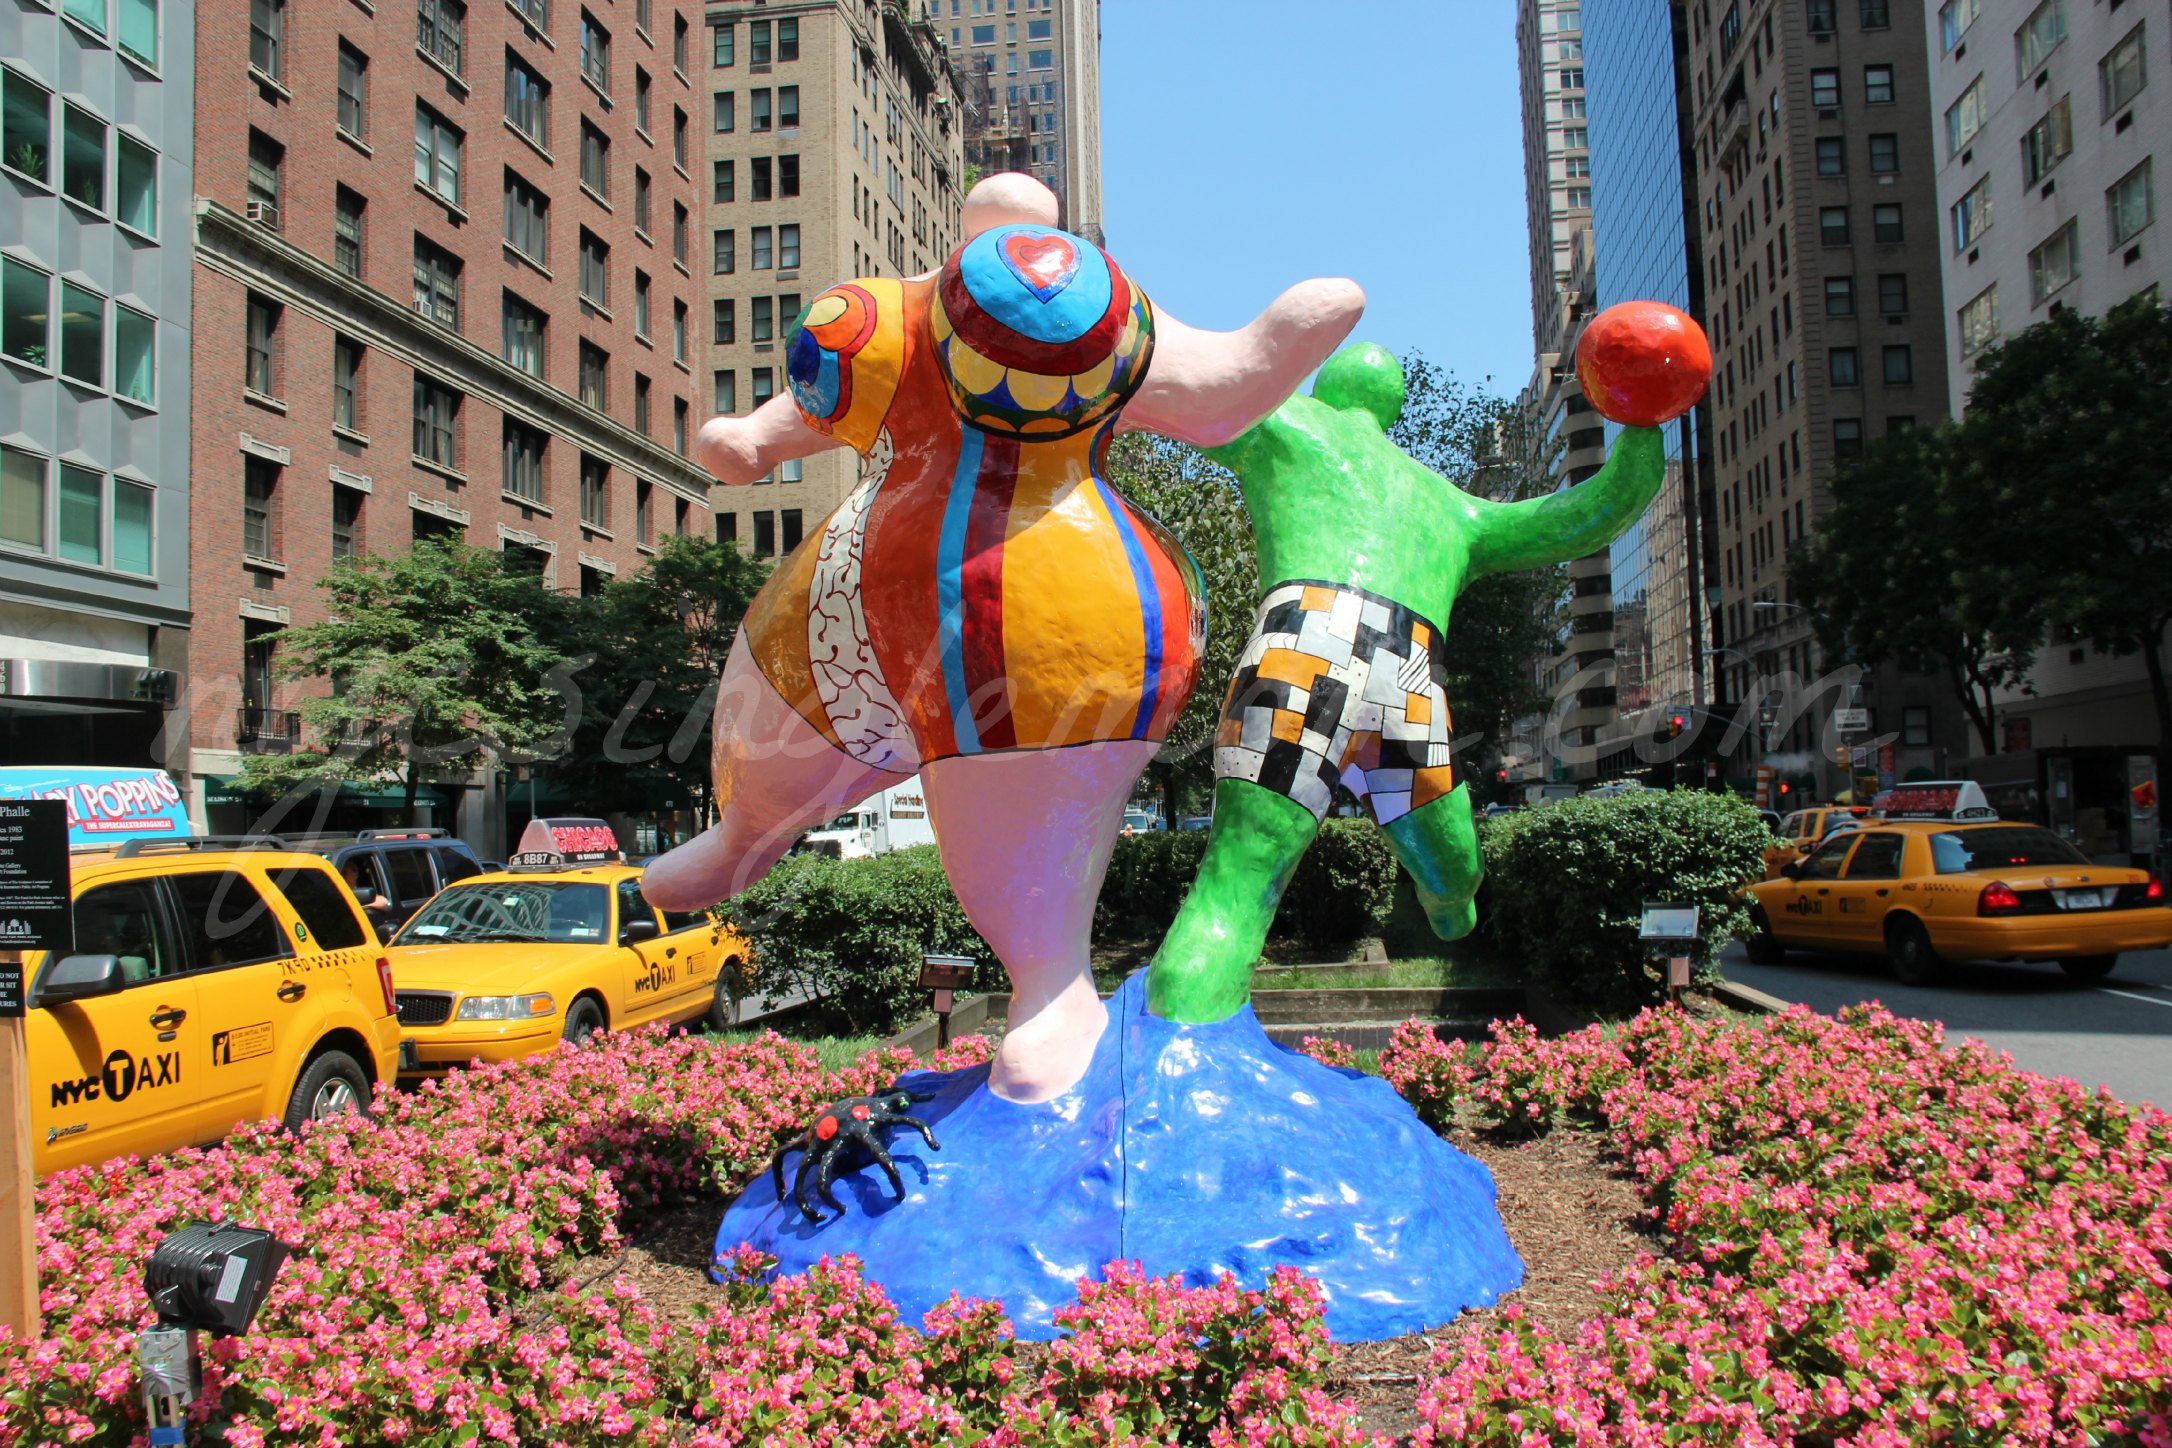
[2, 1004, 2167, 1445]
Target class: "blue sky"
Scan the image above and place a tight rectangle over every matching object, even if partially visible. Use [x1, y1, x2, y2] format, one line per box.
[1099, 0, 1536, 403]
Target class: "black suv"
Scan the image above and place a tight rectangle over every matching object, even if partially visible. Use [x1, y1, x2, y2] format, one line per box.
[301, 828, 489, 932]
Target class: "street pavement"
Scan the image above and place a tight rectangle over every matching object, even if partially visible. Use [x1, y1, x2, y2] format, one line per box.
[1717, 939, 2172, 1112]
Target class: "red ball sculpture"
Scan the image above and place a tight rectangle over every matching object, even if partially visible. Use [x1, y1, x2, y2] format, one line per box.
[1575, 301, 1713, 427]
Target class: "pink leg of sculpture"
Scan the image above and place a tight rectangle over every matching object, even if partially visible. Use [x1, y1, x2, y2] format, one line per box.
[922, 739, 1157, 1104]
[643, 634, 909, 911]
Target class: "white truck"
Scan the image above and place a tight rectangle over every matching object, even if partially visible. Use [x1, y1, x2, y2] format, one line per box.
[795, 777, 940, 859]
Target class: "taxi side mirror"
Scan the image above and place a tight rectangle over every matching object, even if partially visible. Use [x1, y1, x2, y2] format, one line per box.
[349, 881, 379, 905]
[33, 954, 125, 1006]
[1780, 860, 1804, 880]
[621, 917, 660, 944]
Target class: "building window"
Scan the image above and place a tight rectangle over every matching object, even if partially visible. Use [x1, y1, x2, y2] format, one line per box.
[2017, 0, 2065, 78]
[1825, 276, 1855, 315]
[716, 511, 737, 546]
[2101, 25, 2147, 117]
[331, 486, 363, 560]
[2028, 224, 2078, 305]
[1902, 705, 1932, 746]
[244, 292, 279, 396]
[781, 508, 802, 553]
[0, 445, 45, 550]
[580, 455, 608, 527]
[1026, 50, 1050, 71]
[505, 54, 549, 147]
[751, 295, 773, 343]
[673, 105, 688, 169]
[713, 228, 735, 273]
[2022, 95, 2072, 184]
[1877, 272, 1908, 315]
[1872, 203, 1903, 243]
[510, 0, 546, 30]
[243, 455, 280, 561]
[752, 155, 772, 201]
[635, 66, 651, 133]
[751, 366, 774, 406]
[969, 23, 993, 44]
[713, 21, 733, 66]
[578, 341, 607, 409]
[580, 10, 611, 90]
[413, 376, 460, 467]
[503, 170, 549, 262]
[1951, 176, 1992, 250]
[633, 268, 651, 337]
[579, 228, 608, 305]
[752, 18, 773, 64]
[57, 280, 102, 385]
[673, 202, 688, 265]
[503, 419, 546, 502]
[414, 104, 463, 204]
[778, 16, 797, 60]
[335, 44, 370, 141]
[333, 336, 362, 431]
[779, 456, 801, 484]
[579, 120, 609, 195]
[117, 0, 158, 64]
[1810, 68, 1840, 109]
[503, 293, 546, 376]
[1882, 344, 1914, 384]
[1940, 0, 1979, 51]
[1820, 206, 1850, 245]
[779, 224, 799, 268]
[634, 166, 653, 234]
[713, 368, 735, 412]
[114, 306, 154, 405]
[713, 90, 735, 132]
[673, 299, 688, 363]
[1815, 137, 1845, 175]
[1863, 64, 1894, 104]
[751, 226, 772, 269]
[675, 13, 690, 69]
[0, 69, 50, 184]
[250, 0, 283, 79]
[1867, 133, 1898, 174]
[247, 129, 282, 226]
[1946, 76, 1985, 155]
[751, 87, 771, 131]
[673, 398, 688, 455]
[413, 237, 462, 327]
[1829, 347, 1860, 386]
[778, 86, 798, 127]
[334, 187, 365, 276]
[636, 480, 653, 544]
[753, 510, 774, 558]
[113, 133, 155, 234]
[2108, 159, 2154, 247]
[1958, 283, 2000, 357]
[634, 373, 651, 434]
[1833, 419, 1864, 459]
[418, 0, 465, 73]
[712, 159, 736, 206]
[3, 258, 49, 370]
[56, 464, 99, 565]
[1859, 0, 1889, 28]
[713, 298, 735, 344]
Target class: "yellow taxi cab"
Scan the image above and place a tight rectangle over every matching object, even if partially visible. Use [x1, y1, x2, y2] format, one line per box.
[383, 819, 747, 1080]
[1762, 804, 1877, 878]
[1744, 783, 2170, 985]
[24, 836, 403, 1176]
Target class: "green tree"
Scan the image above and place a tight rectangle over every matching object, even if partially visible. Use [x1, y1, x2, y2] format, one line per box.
[555, 534, 770, 823]
[1790, 425, 2041, 755]
[238, 540, 574, 822]
[1954, 297, 2172, 756]
[1392, 353, 1563, 790]
[1104, 430, 1257, 821]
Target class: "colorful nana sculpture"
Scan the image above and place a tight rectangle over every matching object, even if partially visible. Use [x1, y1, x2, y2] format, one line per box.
[649, 176, 1712, 1341]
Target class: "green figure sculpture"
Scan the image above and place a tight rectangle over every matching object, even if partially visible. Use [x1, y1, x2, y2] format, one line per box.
[1147, 334, 1693, 1024]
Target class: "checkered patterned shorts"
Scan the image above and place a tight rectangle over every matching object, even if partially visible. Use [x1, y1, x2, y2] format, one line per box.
[1213, 581, 1455, 826]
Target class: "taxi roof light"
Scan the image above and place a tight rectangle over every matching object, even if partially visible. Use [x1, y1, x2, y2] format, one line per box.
[1977, 880, 2025, 917]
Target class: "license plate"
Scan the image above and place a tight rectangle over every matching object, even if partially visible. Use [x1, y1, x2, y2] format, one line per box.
[2056, 889, 2109, 910]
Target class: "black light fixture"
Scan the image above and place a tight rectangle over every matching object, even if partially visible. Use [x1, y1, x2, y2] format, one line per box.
[919, 953, 978, 1048]
[138, 1223, 291, 1446]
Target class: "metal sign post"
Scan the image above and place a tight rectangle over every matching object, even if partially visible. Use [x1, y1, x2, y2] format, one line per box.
[918, 954, 977, 1049]
[0, 799, 72, 1342]
[1637, 902, 1702, 1009]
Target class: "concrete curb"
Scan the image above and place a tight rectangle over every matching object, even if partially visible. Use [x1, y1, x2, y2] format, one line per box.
[1709, 977, 1792, 1015]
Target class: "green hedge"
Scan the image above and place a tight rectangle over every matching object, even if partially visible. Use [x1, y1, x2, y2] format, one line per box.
[717, 846, 995, 1035]
[1478, 789, 1770, 1016]
[1094, 817, 1398, 950]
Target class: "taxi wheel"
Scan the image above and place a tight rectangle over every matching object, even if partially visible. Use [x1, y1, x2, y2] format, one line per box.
[562, 996, 606, 1045]
[1744, 909, 1785, 966]
[284, 1049, 372, 1131]
[706, 966, 738, 1032]
[2059, 954, 2118, 982]
[1887, 919, 1945, 987]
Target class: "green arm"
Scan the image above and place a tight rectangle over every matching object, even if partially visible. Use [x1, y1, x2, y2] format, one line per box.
[1465, 426, 1667, 578]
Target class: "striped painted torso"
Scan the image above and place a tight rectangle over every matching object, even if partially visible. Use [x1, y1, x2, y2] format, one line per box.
[744, 277, 1203, 770]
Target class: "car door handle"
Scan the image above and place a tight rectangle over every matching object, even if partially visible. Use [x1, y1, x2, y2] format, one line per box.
[664, 947, 677, 958]
[1876, 888, 1890, 896]
[276, 981, 307, 1002]
[147, 1006, 186, 1029]
[1817, 887, 1831, 895]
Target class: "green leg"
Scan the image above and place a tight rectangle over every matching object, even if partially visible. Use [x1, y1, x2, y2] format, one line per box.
[1384, 784, 1484, 941]
[1147, 778, 1320, 1023]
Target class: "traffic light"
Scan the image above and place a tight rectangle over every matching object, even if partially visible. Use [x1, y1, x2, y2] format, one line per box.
[1778, 781, 1793, 797]
[1495, 768, 1508, 782]
[1667, 711, 1687, 739]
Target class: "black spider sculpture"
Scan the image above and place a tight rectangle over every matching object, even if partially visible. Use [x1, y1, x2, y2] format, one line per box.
[770, 1088, 941, 1222]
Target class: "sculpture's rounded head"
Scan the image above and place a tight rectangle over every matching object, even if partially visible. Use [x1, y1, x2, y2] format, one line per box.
[932, 222, 1154, 439]
[1312, 343, 1405, 432]
[962, 172, 1061, 239]
[1575, 301, 1712, 427]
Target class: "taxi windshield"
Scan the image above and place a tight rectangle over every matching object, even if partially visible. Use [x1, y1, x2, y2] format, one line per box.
[1928, 827, 2088, 875]
[392, 881, 612, 944]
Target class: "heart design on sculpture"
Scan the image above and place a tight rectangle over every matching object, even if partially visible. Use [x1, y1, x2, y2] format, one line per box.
[1000, 231, 1081, 302]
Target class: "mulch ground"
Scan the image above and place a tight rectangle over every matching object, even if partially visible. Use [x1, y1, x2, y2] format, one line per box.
[567, 1122, 1650, 1443]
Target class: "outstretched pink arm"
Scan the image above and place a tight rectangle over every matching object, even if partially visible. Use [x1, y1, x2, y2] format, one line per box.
[694, 396, 840, 487]
[1119, 279, 1367, 448]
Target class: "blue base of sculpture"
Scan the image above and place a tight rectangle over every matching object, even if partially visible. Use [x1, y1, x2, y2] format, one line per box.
[712, 970, 1523, 1341]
